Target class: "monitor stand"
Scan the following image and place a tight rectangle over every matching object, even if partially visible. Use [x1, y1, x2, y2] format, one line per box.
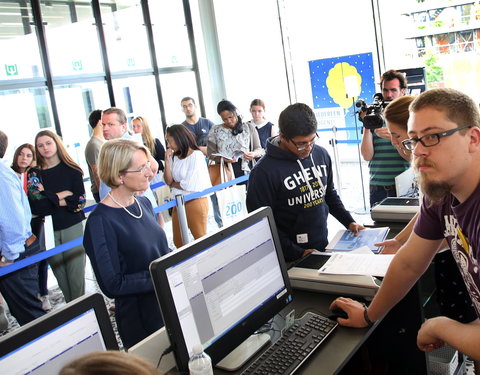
[215, 333, 271, 371]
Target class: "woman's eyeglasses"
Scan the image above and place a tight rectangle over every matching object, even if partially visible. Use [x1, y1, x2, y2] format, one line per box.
[124, 161, 151, 174]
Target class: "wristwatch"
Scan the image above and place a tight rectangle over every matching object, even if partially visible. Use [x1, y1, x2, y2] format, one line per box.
[1, 256, 13, 264]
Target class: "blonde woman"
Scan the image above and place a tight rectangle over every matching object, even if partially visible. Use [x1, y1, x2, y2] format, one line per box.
[83, 139, 170, 348]
[132, 115, 165, 172]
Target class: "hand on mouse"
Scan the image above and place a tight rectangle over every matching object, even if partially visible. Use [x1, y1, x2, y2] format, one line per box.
[328, 307, 349, 321]
[329, 297, 372, 328]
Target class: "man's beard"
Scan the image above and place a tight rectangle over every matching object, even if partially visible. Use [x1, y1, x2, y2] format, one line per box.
[415, 157, 452, 206]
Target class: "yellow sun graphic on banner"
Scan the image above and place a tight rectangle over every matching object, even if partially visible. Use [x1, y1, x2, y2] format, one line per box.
[326, 62, 362, 109]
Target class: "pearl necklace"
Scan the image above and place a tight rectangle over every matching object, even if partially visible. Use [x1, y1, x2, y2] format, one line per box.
[107, 192, 143, 219]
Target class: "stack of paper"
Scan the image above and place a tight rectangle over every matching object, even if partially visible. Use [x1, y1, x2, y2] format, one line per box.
[318, 252, 394, 277]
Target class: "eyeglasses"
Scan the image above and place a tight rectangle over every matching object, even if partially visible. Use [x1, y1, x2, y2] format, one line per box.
[289, 134, 318, 151]
[401, 125, 472, 151]
[124, 161, 151, 175]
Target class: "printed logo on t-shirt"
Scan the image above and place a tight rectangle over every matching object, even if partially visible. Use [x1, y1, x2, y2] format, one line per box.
[443, 214, 480, 315]
[284, 164, 327, 208]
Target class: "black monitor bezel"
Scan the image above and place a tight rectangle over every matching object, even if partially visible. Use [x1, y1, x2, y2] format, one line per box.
[150, 207, 293, 373]
[0, 293, 118, 360]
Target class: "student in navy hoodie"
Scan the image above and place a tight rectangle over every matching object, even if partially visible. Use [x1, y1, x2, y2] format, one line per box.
[246, 103, 364, 262]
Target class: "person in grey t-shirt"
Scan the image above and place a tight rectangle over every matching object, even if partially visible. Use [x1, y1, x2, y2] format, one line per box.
[85, 109, 104, 203]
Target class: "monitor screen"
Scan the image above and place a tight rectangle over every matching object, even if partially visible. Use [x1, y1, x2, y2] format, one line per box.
[0, 293, 118, 375]
[150, 207, 293, 372]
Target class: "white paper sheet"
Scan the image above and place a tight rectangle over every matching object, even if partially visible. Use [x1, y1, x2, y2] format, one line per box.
[318, 252, 394, 277]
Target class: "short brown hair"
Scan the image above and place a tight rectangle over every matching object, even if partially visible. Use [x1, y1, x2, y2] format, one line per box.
[59, 351, 157, 375]
[103, 107, 127, 125]
[409, 87, 480, 129]
[98, 139, 150, 188]
[380, 70, 408, 90]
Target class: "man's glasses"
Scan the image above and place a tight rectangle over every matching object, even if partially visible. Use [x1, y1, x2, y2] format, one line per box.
[401, 125, 472, 151]
[289, 134, 318, 151]
[124, 161, 151, 174]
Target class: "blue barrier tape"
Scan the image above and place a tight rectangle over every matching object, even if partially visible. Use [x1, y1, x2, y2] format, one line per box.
[336, 140, 360, 144]
[150, 181, 166, 190]
[1, 174, 250, 276]
[317, 127, 359, 132]
[0, 237, 83, 277]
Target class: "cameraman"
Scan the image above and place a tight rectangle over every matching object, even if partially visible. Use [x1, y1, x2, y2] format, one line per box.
[360, 69, 410, 208]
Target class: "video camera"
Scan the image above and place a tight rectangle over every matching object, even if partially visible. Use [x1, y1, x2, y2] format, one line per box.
[355, 93, 390, 130]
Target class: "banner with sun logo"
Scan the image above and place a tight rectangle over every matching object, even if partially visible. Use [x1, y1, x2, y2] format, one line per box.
[309, 52, 376, 141]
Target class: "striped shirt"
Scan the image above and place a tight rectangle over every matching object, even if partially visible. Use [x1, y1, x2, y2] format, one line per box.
[369, 133, 410, 186]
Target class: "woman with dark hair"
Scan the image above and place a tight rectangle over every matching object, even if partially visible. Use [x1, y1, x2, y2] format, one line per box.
[248, 99, 278, 149]
[207, 100, 264, 180]
[164, 124, 212, 247]
[12, 143, 51, 311]
[27, 130, 86, 303]
[11, 143, 36, 190]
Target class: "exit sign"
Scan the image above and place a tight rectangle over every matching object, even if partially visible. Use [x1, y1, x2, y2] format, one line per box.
[5, 64, 18, 76]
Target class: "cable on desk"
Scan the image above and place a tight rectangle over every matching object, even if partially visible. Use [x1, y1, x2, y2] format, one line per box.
[156, 345, 173, 369]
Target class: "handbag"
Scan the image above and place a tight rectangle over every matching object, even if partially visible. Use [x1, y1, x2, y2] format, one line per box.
[208, 158, 233, 186]
[212, 159, 246, 225]
[216, 184, 247, 226]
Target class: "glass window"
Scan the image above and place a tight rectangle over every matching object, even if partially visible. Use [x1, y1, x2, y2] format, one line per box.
[100, 1, 152, 73]
[0, 87, 53, 161]
[149, 1, 192, 67]
[158, 71, 199, 125]
[42, 1, 104, 77]
[54, 80, 110, 192]
[0, 1, 43, 80]
[112, 75, 163, 140]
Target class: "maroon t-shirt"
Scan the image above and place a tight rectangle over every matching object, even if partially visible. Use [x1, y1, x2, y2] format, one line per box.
[414, 184, 480, 317]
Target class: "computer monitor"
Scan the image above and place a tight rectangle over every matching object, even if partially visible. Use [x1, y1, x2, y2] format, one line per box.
[0, 293, 118, 375]
[150, 207, 293, 373]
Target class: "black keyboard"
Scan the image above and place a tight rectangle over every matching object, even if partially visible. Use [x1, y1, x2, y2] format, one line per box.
[240, 312, 337, 375]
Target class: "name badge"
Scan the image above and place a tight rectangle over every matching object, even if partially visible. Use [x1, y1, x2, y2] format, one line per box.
[296, 233, 308, 244]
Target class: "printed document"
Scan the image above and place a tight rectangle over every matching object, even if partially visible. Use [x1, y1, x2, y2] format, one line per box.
[318, 252, 394, 277]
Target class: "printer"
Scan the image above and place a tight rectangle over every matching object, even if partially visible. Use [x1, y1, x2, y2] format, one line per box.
[288, 253, 381, 298]
[370, 197, 419, 223]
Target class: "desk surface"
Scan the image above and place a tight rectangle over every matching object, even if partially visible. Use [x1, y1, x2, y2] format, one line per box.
[215, 290, 374, 375]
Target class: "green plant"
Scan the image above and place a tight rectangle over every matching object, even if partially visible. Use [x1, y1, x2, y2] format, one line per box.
[424, 50, 444, 83]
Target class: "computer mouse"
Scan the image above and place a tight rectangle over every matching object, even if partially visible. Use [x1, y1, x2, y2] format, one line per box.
[328, 307, 349, 321]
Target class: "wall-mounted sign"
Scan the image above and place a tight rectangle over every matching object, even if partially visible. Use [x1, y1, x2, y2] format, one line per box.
[72, 60, 83, 71]
[5, 64, 18, 76]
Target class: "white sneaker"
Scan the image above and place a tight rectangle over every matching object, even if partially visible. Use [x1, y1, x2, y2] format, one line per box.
[38, 295, 51, 311]
[0, 304, 8, 331]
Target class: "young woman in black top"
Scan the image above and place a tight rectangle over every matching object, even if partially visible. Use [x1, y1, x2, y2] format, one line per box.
[27, 130, 86, 303]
